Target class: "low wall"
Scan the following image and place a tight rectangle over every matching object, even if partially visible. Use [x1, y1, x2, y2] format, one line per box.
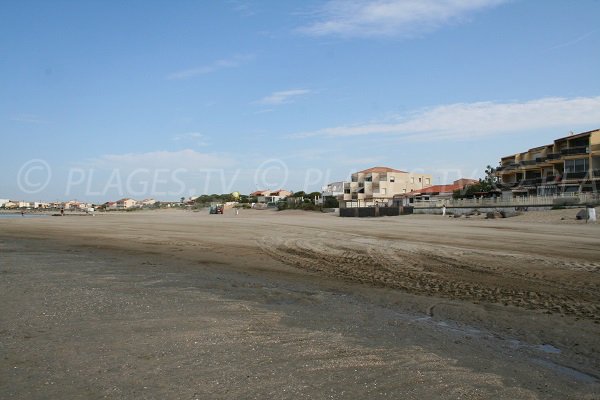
[413, 205, 553, 215]
[339, 206, 412, 217]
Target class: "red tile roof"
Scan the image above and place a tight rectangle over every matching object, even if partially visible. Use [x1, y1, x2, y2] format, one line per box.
[270, 189, 291, 196]
[402, 181, 474, 197]
[416, 184, 462, 194]
[356, 166, 406, 174]
[250, 189, 291, 196]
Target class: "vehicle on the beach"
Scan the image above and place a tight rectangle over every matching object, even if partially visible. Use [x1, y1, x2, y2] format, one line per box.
[209, 205, 224, 214]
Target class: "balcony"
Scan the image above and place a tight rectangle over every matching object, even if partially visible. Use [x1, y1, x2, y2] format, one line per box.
[563, 171, 589, 180]
[546, 153, 561, 160]
[498, 182, 518, 189]
[520, 160, 537, 166]
[535, 157, 547, 163]
[561, 146, 589, 156]
[520, 179, 538, 186]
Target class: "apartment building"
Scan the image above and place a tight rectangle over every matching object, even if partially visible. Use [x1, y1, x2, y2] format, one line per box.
[340, 167, 432, 207]
[495, 128, 600, 195]
[116, 198, 137, 209]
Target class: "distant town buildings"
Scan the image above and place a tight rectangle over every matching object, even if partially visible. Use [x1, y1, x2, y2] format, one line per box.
[5, 129, 598, 214]
[496, 128, 600, 196]
[340, 167, 433, 208]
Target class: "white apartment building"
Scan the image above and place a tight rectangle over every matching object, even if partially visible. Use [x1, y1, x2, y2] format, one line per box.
[340, 167, 432, 208]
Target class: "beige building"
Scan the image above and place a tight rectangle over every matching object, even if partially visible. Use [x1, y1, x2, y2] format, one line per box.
[340, 167, 432, 207]
[116, 198, 137, 209]
[496, 128, 600, 195]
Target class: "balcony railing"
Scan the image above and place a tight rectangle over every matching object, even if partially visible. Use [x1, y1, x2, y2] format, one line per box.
[561, 146, 589, 156]
[520, 160, 537, 166]
[546, 153, 561, 160]
[535, 157, 547, 163]
[521, 179, 538, 186]
[563, 171, 589, 180]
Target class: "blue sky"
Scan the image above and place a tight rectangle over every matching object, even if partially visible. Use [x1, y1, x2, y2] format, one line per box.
[2, 0, 600, 202]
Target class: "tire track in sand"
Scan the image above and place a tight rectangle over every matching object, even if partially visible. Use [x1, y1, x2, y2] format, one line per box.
[257, 236, 600, 322]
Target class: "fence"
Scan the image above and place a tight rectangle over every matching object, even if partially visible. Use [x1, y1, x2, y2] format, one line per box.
[340, 206, 413, 217]
[412, 193, 600, 209]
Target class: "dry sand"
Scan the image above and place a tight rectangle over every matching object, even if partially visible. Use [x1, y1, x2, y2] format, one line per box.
[1, 208, 599, 399]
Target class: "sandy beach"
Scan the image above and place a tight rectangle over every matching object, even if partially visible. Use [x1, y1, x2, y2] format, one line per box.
[1, 209, 599, 399]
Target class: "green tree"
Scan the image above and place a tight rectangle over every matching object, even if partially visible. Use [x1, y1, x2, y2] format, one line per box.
[453, 165, 498, 199]
[480, 165, 498, 191]
[322, 196, 339, 208]
[292, 191, 306, 198]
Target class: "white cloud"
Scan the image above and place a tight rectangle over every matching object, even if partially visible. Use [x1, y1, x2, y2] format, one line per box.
[255, 89, 311, 105]
[253, 108, 274, 114]
[228, 0, 256, 17]
[10, 114, 50, 124]
[298, 0, 508, 38]
[173, 132, 209, 147]
[290, 96, 600, 140]
[548, 29, 596, 51]
[167, 54, 254, 80]
[89, 149, 235, 170]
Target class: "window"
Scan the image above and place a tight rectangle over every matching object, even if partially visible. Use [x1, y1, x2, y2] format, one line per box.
[389, 176, 395, 183]
[411, 177, 414, 184]
[418, 177, 422, 183]
[565, 158, 588, 173]
[425, 178, 430, 185]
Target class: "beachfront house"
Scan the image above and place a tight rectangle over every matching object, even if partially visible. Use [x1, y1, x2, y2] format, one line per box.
[251, 189, 292, 204]
[394, 179, 478, 207]
[495, 128, 600, 196]
[339, 167, 432, 208]
[321, 181, 347, 197]
[2, 201, 17, 209]
[140, 198, 157, 207]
